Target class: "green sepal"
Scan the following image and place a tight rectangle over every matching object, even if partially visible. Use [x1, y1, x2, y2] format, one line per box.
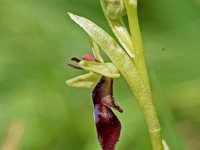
[66, 72, 101, 88]
[79, 60, 120, 78]
[91, 40, 104, 63]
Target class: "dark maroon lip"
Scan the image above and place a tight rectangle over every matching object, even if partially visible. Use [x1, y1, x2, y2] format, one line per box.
[92, 76, 122, 150]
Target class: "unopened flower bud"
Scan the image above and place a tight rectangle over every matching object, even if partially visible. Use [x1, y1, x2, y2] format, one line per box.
[105, 0, 126, 20]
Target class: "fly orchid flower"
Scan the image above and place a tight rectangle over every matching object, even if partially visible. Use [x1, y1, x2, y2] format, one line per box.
[66, 53, 123, 150]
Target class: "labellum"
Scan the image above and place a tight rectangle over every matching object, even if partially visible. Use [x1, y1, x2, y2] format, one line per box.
[67, 54, 123, 150]
[92, 76, 123, 150]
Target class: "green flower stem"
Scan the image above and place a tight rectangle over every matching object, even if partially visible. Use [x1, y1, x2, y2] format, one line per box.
[121, 61, 163, 150]
[123, 0, 151, 91]
[123, 0, 163, 149]
[122, 66, 163, 150]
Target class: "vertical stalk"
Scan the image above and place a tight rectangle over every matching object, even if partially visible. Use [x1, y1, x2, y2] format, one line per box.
[128, 84, 163, 150]
[123, 0, 151, 91]
[122, 0, 163, 149]
[100, 0, 135, 59]
[118, 59, 163, 150]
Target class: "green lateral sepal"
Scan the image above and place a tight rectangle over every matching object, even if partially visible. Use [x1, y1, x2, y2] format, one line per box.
[66, 72, 101, 88]
[79, 60, 120, 78]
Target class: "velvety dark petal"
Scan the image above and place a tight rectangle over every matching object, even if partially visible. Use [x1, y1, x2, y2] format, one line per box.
[102, 96, 123, 113]
[94, 104, 121, 150]
[92, 77, 123, 112]
[92, 77, 112, 105]
[92, 76, 123, 150]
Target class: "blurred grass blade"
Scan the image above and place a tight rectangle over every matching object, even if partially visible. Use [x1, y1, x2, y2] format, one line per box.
[1, 122, 24, 150]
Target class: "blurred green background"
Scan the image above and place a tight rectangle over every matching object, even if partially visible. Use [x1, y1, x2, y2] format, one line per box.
[0, 0, 200, 149]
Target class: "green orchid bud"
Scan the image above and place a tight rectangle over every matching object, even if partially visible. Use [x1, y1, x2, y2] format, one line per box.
[105, 0, 126, 19]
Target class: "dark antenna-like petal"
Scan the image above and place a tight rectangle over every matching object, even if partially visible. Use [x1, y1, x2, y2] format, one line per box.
[65, 63, 83, 70]
[65, 57, 82, 70]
